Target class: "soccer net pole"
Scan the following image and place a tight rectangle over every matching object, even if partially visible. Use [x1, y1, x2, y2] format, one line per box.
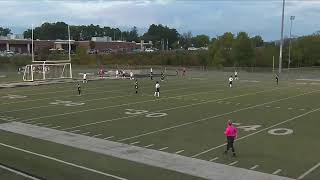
[68, 25, 73, 78]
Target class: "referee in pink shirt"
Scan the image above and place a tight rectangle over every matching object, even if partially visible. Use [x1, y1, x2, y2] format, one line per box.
[224, 120, 238, 157]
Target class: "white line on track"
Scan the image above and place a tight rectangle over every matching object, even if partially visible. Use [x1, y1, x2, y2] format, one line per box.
[272, 169, 282, 175]
[144, 144, 154, 148]
[103, 136, 114, 140]
[0, 143, 128, 180]
[209, 157, 219, 162]
[175, 150, 184, 154]
[130, 141, 140, 145]
[70, 130, 81, 133]
[191, 106, 320, 158]
[158, 147, 168, 151]
[119, 89, 320, 143]
[297, 162, 320, 179]
[64, 86, 286, 131]
[228, 161, 238, 166]
[0, 164, 41, 180]
[92, 134, 102, 137]
[250, 165, 259, 170]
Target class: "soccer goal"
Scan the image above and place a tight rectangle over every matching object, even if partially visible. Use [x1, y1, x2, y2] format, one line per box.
[23, 25, 73, 82]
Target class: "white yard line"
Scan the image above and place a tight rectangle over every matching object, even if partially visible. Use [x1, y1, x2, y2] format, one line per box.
[0, 164, 42, 180]
[228, 161, 239, 166]
[272, 169, 282, 175]
[191, 106, 320, 158]
[0, 143, 128, 180]
[64, 86, 286, 131]
[144, 144, 154, 148]
[103, 136, 114, 140]
[209, 157, 219, 162]
[158, 147, 168, 151]
[250, 165, 259, 170]
[175, 150, 184, 154]
[119, 89, 320, 142]
[297, 162, 320, 180]
[129, 141, 140, 145]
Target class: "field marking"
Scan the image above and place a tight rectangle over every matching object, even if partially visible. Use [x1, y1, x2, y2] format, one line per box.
[50, 126, 61, 129]
[144, 144, 154, 148]
[70, 129, 81, 133]
[0, 122, 295, 180]
[103, 136, 114, 140]
[209, 157, 219, 162]
[175, 150, 184, 154]
[228, 161, 239, 166]
[81, 132, 91, 135]
[297, 162, 320, 179]
[158, 147, 168, 151]
[130, 141, 140, 145]
[0, 143, 128, 180]
[64, 86, 287, 131]
[92, 134, 103, 137]
[0, 79, 224, 107]
[20, 82, 256, 123]
[119, 89, 320, 142]
[0, 164, 42, 180]
[250, 165, 259, 170]
[191, 106, 320, 158]
[272, 169, 282, 175]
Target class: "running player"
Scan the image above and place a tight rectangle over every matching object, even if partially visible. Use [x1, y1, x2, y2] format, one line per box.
[154, 81, 160, 97]
[115, 69, 119, 78]
[182, 67, 186, 76]
[77, 83, 81, 96]
[83, 73, 87, 83]
[275, 73, 279, 85]
[150, 67, 153, 80]
[135, 79, 138, 94]
[130, 71, 134, 80]
[229, 75, 233, 88]
[234, 71, 238, 80]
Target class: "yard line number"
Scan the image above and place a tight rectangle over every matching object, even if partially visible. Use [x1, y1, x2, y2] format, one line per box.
[125, 109, 167, 118]
[234, 123, 293, 136]
[50, 100, 85, 107]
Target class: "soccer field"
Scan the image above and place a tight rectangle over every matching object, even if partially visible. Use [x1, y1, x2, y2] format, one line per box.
[0, 70, 319, 180]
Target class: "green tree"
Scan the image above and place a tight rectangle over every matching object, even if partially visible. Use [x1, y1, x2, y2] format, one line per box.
[192, 34, 210, 47]
[0, 27, 11, 36]
[231, 32, 255, 67]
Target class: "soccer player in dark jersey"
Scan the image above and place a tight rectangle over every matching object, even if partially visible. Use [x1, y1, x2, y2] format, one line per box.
[77, 83, 81, 96]
[135, 79, 138, 94]
[161, 72, 165, 81]
[275, 74, 279, 85]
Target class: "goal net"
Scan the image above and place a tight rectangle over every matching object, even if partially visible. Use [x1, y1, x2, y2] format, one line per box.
[23, 62, 72, 82]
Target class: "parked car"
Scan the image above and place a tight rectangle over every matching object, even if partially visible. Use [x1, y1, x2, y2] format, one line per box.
[145, 48, 154, 52]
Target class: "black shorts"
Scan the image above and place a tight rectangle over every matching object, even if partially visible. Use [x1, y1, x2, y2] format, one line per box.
[156, 88, 160, 92]
[229, 81, 232, 84]
[235, 75, 238, 77]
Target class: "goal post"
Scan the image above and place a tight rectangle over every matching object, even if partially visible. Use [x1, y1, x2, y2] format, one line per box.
[23, 62, 72, 81]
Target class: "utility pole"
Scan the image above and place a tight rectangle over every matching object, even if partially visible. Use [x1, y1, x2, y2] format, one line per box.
[278, 0, 285, 75]
[288, 15, 295, 70]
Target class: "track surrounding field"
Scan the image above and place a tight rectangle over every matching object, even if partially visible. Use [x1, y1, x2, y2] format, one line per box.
[0, 70, 319, 180]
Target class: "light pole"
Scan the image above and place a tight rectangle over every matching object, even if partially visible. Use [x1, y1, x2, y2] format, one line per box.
[278, 0, 285, 75]
[288, 15, 295, 70]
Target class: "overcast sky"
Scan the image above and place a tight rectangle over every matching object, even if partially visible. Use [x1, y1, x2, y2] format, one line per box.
[0, 0, 320, 41]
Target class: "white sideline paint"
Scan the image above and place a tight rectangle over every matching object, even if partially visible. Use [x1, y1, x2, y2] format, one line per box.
[250, 165, 259, 170]
[0, 164, 41, 180]
[51, 126, 60, 129]
[297, 162, 320, 180]
[92, 134, 102, 137]
[0, 122, 294, 180]
[209, 157, 219, 162]
[175, 150, 184, 154]
[144, 144, 154, 148]
[272, 169, 282, 175]
[103, 136, 114, 140]
[119, 89, 320, 142]
[21, 83, 259, 123]
[64, 86, 287, 131]
[0, 142, 127, 180]
[81, 132, 90, 135]
[158, 147, 168, 151]
[129, 141, 140, 145]
[228, 161, 239, 166]
[191, 106, 320, 158]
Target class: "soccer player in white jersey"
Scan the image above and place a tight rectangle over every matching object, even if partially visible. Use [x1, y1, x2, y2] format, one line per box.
[83, 73, 87, 83]
[115, 69, 119, 78]
[154, 81, 160, 97]
[130, 71, 134, 80]
[229, 76, 233, 88]
[150, 67, 153, 80]
[234, 71, 238, 80]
